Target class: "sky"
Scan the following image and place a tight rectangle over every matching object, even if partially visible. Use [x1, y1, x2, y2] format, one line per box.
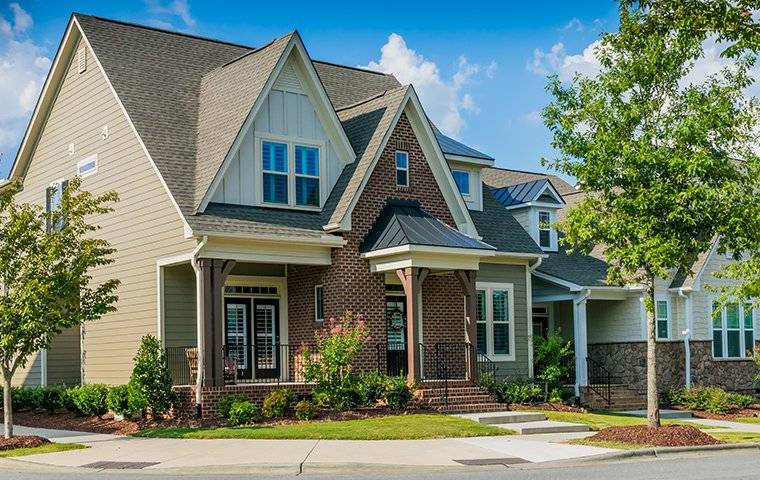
[0, 1, 755, 181]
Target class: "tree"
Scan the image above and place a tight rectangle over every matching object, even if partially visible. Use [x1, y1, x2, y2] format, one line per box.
[0, 178, 119, 437]
[542, 1, 759, 428]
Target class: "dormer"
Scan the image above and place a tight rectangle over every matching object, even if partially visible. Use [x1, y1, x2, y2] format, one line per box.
[490, 179, 565, 252]
[435, 131, 494, 212]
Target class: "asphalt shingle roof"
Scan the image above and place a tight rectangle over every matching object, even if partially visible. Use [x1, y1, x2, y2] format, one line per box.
[469, 187, 544, 255]
[361, 199, 494, 253]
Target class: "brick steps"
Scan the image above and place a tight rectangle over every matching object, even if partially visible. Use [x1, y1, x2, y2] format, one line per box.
[583, 384, 647, 411]
[419, 383, 505, 413]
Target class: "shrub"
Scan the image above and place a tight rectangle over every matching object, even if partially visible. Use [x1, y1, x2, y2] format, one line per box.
[130, 334, 175, 418]
[479, 372, 496, 395]
[228, 401, 259, 426]
[262, 388, 293, 418]
[11, 387, 35, 411]
[68, 384, 109, 416]
[358, 372, 387, 406]
[302, 311, 369, 385]
[668, 387, 751, 414]
[217, 394, 249, 419]
[494, 380, 543, 404]
[533, 332, 573, 401]
[107, 384, 146, 418]
[294, 400, 316, 420]
[384, 376, 414, 409]
[37, 386, 65, 412]
[729, 392, 755, 409]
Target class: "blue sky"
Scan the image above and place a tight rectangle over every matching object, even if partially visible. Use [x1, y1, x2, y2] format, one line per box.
[0, 0, 621, 179]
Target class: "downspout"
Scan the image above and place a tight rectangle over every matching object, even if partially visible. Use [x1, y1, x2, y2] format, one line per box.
[190, 236, 208, 418]
[679, 288, 692, 389]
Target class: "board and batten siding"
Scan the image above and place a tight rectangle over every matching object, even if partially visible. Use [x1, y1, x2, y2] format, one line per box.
[15, 37, 196, 385]
[210, 57, 343, 207]
[477, 262, 531, 378]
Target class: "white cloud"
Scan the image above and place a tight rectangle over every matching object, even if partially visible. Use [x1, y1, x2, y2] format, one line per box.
[527, 41, 603, 81]
[523, 110, 542, 126]
[361, 33, 492, 139]
[146, 0, 196, 29]
[485, 60, 498, 79]
[560, 18, 584, 32]
[9, 3, 30, 33]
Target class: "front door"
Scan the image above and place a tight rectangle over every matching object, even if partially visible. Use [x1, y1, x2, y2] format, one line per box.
[253, 298, 280, 379]
[225, 298, 252, 380]
[385, 296, 407, 377]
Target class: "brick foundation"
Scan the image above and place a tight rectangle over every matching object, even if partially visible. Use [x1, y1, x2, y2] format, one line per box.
[173, 383, 315, 419]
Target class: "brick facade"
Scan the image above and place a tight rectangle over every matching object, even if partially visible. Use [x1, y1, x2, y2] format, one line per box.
[174, 384, 314, 419]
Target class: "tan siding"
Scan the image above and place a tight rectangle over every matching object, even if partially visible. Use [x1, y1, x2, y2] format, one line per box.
[16, 38, 196, 385]
[692, 248, 744, 341]
[47, 326, 81, 385]
[12, 353, 42, 387]
[164, 263, 197, 348]
[587, 297, 642, 343]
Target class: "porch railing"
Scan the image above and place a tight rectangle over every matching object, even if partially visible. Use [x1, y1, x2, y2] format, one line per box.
[375, 342, 407, 377]
[586, 356, 611, 408]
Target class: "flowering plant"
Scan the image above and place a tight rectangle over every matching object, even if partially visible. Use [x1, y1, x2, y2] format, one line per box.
[302, 310, 369, 385]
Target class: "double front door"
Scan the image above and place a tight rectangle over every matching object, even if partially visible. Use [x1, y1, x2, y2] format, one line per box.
[224, 297, 280, 380]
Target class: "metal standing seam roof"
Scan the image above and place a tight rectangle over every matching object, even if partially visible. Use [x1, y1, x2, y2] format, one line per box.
[469, 187, 545, 255]
[490, 178, 562, 208]
[361, 199, 495, 253]
[434, 131, 494, 161]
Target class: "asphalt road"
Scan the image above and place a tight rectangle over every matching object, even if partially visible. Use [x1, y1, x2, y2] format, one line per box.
[1, 450, 759, 480]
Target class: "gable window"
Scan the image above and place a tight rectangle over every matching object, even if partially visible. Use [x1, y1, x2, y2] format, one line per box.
[452, 170, 470, 195]
[46, 179, 68, 232]
[475, 283, 514, 360]
[295, 146, 320, 206]
[712, 302, 755, 359]
[77, 154, 98, 178]
[655, 298, 670, 340]
[262, 141, 289, 204]
[314, 285, 324, 322]
[395, 151, 409, 187]
[538, 211, 552, 249]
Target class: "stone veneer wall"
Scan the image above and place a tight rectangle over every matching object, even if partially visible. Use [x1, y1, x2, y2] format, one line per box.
[589, 341, 760, 393]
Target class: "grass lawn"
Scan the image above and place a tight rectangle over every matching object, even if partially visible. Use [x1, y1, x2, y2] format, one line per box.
[733, 417, 760, 424]
[568, 438, 651, 450]
[0, 443, 86, 458]
[709, 432, 760, 443]
[135, 414, 513, 440]
[537, 410, 715, 431]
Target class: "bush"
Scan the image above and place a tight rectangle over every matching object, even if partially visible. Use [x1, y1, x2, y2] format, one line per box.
[358, 372, 387, 406]
[302, 311, 369, 385]
[106, 384, 146, 418]
[667, 387, 752, 414]
[37, 386, 65, 412]
[68, 384, 109, 416]
[494, 380, 543, 404]
[11, 387, 35, 411]
[262, 388, 293, 418]
[217, 394, 249, 419]
[130, 334, 175, 418]
[533, 332, 573, 401]
[729, 392, 755, 409]
[294, 400, 316, 420]
[384, 376, 414, 409]
[228, 401, 259, 426]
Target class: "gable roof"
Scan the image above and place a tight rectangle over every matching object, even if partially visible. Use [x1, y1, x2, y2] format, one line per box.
[360, 199, 494, 253]
[491, 178, 565, 208]
[483, 167, 577, 196]
[469, 187, 544, 255]
[434, 131, 494, 162]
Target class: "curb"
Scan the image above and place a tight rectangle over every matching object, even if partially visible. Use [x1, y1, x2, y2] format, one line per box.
[573, 442, 760, 463]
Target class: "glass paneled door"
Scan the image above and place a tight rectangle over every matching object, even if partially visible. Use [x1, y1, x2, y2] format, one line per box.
[225, 298, 251, 379]
[253, 299, 280, 379]
[385, 296, 407, 377]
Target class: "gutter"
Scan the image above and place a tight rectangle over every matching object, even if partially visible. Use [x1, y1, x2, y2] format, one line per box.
[528, 257, 543, 272]
[190, 236, 208, 418]
[678, 287, 693, 388]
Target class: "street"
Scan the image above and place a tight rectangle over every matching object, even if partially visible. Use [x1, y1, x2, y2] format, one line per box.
[1, 450, 759, 480]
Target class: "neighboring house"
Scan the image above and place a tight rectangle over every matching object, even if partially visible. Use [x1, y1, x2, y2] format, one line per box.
[4, 14, 755, 415]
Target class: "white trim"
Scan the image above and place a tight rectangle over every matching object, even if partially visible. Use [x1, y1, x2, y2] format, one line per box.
[157, 264, 165, 346]
[73, 18, 194, 237]
[537, 209, 556, 251]
[40, 348, 48, 387]
[395, 150, 409, 187]
[76, 154, 98, 178]
[526, 265, 534, 377]
[257, 135, 325, 210]
[654, 295, 671, 341]
[361, 244, 494, 259]
[709, 297, 756, 360]
[476, 281, 516, 362]
[531, 271, 583, 292]
[444, 153, 494, 166]
[691, 240, 720, 291]
[451, 168, 471, 197]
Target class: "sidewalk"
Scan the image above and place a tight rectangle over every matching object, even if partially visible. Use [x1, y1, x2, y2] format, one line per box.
[7, 425, 614, 473]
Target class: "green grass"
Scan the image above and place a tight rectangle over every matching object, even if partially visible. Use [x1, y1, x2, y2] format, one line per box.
[733, 417, 760, 424]
[0, 443, 86, 458]
[710, 432, 760, 443]
[135, 414, 512, 440]
[536, 410, 715, 431]
[568, 438, 652, 450]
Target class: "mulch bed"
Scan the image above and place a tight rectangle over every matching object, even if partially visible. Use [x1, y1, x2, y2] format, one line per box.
[589, 424, 721, 447]
[510, 402, 587, 413]
[671, 405, 760, 421]
[0, 435, 50, 451]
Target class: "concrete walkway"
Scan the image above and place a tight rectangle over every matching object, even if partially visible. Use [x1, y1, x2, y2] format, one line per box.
[682, 418, 760, 433]
[6, 424, 615, 472]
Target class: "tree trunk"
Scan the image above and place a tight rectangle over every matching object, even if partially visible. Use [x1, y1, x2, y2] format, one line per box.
[645, 283, 660, 428]
[3, 370, 12, 439]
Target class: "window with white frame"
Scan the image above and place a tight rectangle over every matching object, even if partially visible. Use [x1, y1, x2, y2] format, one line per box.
[395, 151, 409, 187]
[655, 298, 670, 340]
[46, 179, 68, 232]
[261, 139, 321, 207]
[475, 283, 514, 360]
[314, 285, 324, 322]
[538, 210, 552, 249]
[452, 169, 470, 196]
[712, 302, 755, 359]
[77, 154, 98, 178]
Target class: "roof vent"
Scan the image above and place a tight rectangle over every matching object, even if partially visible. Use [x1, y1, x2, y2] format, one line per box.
[77, 48, 87, 74]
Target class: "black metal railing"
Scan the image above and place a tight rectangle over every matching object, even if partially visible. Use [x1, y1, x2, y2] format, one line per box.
[375, 342, 407, 377]
[477, 352, 498, 380]
[586, 356, 611, 408]
[223, 343, 316, 384]
[560, 354, 576, 385]
[166, 346, 196, 386]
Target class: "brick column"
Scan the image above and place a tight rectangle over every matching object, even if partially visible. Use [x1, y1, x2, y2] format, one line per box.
[197, 258, 236, 388]
[396, 267, 429, 383]
[455, 269, 478, 383]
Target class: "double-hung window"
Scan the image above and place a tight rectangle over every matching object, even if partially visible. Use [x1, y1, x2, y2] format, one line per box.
[262, 141, 288, 204]
[452, 170, 470, 196]
[475, 283, 514, 360]
[395, 151, 409, 187]
[655, 298, 670, 340]
[538, 211, 552, 249]
[712, 302, 755, 359]
[295, 146, 319, 207]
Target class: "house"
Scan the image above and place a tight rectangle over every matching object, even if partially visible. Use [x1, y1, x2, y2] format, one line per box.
[5, 14, 755, 415]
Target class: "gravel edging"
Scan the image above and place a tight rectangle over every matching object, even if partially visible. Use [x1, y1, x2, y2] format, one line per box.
[577, 442, 760, 463]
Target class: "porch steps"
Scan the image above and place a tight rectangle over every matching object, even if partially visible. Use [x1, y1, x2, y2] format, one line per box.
[582, 384, 648, 411]
[419, 385, 504, 414]
[458, 411, 590, 435]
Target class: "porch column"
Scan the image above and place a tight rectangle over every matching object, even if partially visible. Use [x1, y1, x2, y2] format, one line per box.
[197, 258, 236, 387]
[455, 269, 478, 383]
[573, 290, 590, 398]
[396, 267, 429, 384]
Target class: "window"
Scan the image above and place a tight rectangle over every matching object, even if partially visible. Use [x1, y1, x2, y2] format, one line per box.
[452, 170, 470, 195]
[475, 283, 514, 360]
[262, 141, 288, 204]
[295, 146, 320, 206]
[712, 302, 755, 359]
[656, 299, 670, 340]
[77, 155, 98, 178]
[46, 180, 68, 232]
[314, 285, 324, 322]
[395, 151, 409, 187]
[538, 211, 552, 249]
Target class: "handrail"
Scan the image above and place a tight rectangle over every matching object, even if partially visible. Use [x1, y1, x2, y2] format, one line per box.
[586, 356, 611, 408]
